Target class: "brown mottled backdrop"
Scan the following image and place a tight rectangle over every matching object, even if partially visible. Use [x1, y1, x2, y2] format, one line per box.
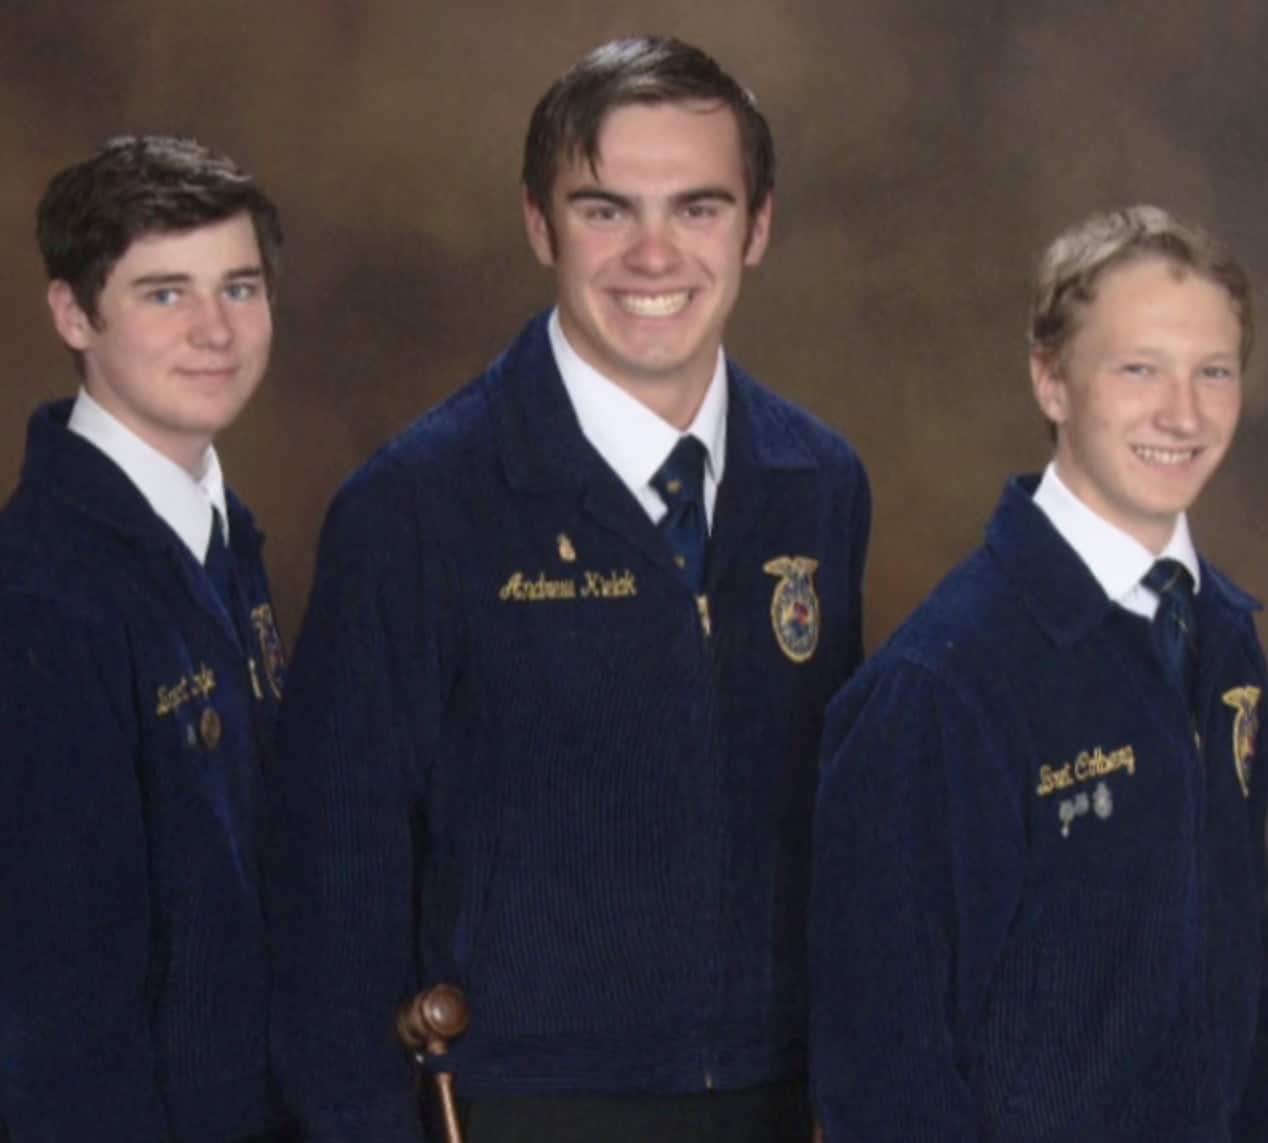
[3, 2, 1267, 648]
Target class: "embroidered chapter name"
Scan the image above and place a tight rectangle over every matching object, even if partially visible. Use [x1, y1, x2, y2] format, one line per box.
[499, 569, 637, 602]
[1036, 744, 1135, 797]
[155, 663, 217, 716]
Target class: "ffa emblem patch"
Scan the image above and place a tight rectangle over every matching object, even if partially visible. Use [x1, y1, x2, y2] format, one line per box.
[250, 603, 287, 701]
[1222, 685, 1260, 798]
[763, 556, 820, 664]
[557, 533, 577, 563]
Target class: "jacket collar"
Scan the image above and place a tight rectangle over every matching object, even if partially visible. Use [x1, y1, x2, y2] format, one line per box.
[987, 474, 1259, 649]
[491, 311, 818, 493]
[20, 395, 262, 565]
[17, 400, 264, 649]
[19, 399, 262, 557]
[488, 312, 820, 589]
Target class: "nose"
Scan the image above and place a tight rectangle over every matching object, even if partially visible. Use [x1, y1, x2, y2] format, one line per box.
[189, 294, 233, 347]
[1156, 375, 1199, 434]
[624, 216, 681, 275]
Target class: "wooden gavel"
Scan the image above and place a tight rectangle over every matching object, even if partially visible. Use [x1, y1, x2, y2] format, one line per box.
[397, 983, 470, 1143]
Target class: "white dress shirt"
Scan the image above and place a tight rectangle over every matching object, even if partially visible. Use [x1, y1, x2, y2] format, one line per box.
[67, 388, 229, 564]
[549, 309, 728, 531]
[1032, 462, 1200, 620]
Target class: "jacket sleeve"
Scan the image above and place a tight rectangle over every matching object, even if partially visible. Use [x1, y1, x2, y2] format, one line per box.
[810, 658, 1024, 1143]
[840, 455, 871, 682]
[1233, 654, 1268, 1143]
[1234, 909, 1268, 1143]
[0, 597, 169, 1141]
[266, 467, 450, 1142]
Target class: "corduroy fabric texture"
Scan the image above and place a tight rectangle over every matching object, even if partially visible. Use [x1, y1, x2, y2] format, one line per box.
[811, 476, 1268, 1142]
[0, 402, 288, 1142]
[267, 313, 871, 1141]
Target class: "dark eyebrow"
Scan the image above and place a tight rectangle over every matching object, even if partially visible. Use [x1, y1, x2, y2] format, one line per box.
[672, 188, 738, 207]
[565, 187, 739, 211]
[128, 272, 191, 288]
[565, 189, 634, 210]
[127, 266, 265, 289]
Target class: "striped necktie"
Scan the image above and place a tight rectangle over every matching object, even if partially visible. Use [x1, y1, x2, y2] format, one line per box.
[1142, 558, 1198, 716]
[203, 508, 236, 612]
[651, 436, 708, 594]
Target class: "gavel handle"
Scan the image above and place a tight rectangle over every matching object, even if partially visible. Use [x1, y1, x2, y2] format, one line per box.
[435, 1070, 463, 1143]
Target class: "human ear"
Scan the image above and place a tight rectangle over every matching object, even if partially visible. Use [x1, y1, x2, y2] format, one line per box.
[46, 280, 94, 350]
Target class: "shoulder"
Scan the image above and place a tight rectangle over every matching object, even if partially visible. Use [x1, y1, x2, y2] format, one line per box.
[0, 485, 127, 626]
[330, 317, 562, 525]
[330, 366, 500, 525]
[314, 350, 523, 572]
[367, 378, 494, 484]
[729, 362, 866, 478]
[821, 551, 1029, 783]
[0, 550, 127, 691]
[869, 545, 1031, 688]
[1200, 559, 1262, 615]
[1199, 559, 1266, 672]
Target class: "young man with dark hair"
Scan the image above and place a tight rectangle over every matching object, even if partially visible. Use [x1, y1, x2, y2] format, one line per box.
[0, 135, 291, 1142]
[810, 205, 1268, 1141]
[268, 35, 870, 1143]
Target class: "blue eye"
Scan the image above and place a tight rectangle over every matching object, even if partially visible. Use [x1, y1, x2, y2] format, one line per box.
[681, 201, 721, 221]
[581, 203, 624, 224]
[224, 281, 260, 302]
[148, 287, 181, 305]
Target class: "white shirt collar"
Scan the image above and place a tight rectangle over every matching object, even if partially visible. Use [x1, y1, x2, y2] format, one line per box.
[549, 308, 728, 527]
[1032, 461, 1200, 619]
[67, 388, 229, 563]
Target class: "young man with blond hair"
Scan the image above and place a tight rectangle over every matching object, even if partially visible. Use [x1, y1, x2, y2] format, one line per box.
[811, 205, 1267, 1141]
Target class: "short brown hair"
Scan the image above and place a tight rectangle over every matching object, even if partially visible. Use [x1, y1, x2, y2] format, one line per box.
[523, 36, 774, 221]
[37, 134, 283, 325]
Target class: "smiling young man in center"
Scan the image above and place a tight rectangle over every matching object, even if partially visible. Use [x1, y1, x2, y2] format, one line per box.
[269, 36, 870, 1143]
[524, 93, 769, 428]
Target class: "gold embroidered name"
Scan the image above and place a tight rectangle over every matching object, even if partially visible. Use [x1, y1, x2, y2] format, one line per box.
[155, 663, 217, 717]
[1036, 744, 1135, 797]
[580, 570, 638, 599]
[499, 572, 577, 601]
[498, 569, 638, 602]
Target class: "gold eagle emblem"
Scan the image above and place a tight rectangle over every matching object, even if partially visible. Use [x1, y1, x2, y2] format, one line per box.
[1222, 685, 1261, 798]
[763, 556, 820, 664]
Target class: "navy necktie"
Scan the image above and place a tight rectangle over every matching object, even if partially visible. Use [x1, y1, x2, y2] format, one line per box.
[651, 436, 708, 594]
[1142, 558, 1198, 714]
[204, 508, 237, 612]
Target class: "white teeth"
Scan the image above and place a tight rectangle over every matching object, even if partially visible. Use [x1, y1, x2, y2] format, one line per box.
[1133, 446, 1196, 465]
[617, 291, 690, 317]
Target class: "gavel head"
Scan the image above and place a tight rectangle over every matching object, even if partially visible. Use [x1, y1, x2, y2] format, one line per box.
[397, 982, 470, 1057]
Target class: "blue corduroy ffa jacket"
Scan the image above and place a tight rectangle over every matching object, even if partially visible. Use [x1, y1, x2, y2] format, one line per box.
[0, 402, 288, 1142]
[811, 477, 1268, 1143]
[267, 313, 871, 1141]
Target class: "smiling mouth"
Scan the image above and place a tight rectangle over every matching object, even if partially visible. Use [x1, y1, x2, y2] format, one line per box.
[179, 366, 238, 378]
[616, 291, 692, 317]
[1132, 445, 1200, 466]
